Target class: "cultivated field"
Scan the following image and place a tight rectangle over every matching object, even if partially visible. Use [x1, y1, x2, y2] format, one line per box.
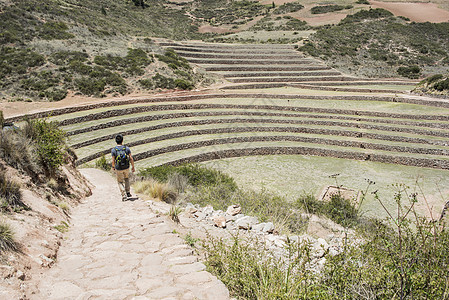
[7, 41, 449, 218]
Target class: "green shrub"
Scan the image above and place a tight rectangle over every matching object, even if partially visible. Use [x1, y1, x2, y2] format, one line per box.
[152, 73, 175, 89]
[203, 187, 449, 299]
[434, 78, 449, 91]
[0, 222, 17, 253]
[39, 87, 68, 102]
[320, 190, 449, 299]
[420, 74, 443, 84]
[397, 65, 421, 79]
[75, 77, 105, 95]
[49, 51, 89, 66]
[340, 8, 393, 24]
[311, 5, 353, 15]
[54, 221, 69, 233]
[356, 0, 370, 4]
[37, 21, 74, 40]
[296, 193, 358, 228]
[95, 154, 110, 171]
[138, 79, 153, 89]
[174, 78, 194, 90]
[184, 232, 199, 247]
[0, 47, 45, 77]
[156, 49, 190, 70]
[23, 118, 66, 177]
[273, 2, 304, 14]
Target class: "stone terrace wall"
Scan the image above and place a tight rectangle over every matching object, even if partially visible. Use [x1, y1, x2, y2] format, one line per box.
[160, 147, 449, 170]
[205, 66, 331, 71]
[77, 135, 449, 170]
[66, 110, 449, 138]
[7, 93, 449, 123]
[223, 71, 342, 78]
[73, 122, 447, 154]
[56, 102, 449, 127]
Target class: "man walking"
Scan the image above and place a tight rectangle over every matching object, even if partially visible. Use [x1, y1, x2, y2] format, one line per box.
[111, 134, 135, 201]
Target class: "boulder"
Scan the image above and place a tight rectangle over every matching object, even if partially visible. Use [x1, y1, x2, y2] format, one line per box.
[202, 205, 214, 216]
[213, 216, 227, 228]
[251, 223, 265, 232]
[194, 212, 206, 221]
[235, 216, 258, 230]
[226, 205, 241, 216]
[262, 222, 274, 233]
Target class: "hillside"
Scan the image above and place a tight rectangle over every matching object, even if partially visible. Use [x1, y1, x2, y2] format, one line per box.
[300, 8, 449, 78]
[2, 0, 449, 102]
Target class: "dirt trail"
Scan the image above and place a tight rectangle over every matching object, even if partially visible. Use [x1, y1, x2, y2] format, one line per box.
[30, 168, 229, 300]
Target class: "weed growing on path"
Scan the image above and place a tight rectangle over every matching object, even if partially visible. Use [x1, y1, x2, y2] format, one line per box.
[169, 205, 182, 224]
[184, 232, 199, 248]
[53, 221, 69, 233]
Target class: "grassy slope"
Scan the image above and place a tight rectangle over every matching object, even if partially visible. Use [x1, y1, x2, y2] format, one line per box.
[300, 9, 449, 78]
[0, 0, 209, 102]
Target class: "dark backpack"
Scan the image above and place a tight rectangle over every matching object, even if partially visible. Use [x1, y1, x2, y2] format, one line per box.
[114, 146, 130, 170]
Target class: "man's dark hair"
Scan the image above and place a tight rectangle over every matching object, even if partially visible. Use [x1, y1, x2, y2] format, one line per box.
[115, 134, 123, 144]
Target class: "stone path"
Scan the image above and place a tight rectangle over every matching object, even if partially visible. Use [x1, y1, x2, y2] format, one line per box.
[31, 169, 230, 300]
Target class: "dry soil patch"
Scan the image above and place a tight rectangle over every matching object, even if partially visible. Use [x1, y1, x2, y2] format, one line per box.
[370, 0, 449, 22]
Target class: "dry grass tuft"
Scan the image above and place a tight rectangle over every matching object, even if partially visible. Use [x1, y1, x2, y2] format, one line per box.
[0, 221, 17, 253]
[133, 180, 177, 203]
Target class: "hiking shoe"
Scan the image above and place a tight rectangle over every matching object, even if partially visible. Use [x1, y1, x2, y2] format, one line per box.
[126, 192, 132, 198]
[122, 197, 127, 202]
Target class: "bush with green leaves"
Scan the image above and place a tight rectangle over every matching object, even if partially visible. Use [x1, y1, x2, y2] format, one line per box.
[0, 47, 45, 77]
[414, 74, 449, 95]
[319, 188, 449, 299]
[95, 154, 110, 171]
[397, 65, 421, 79]
[36, 21, 74, 40]
[273, 2, 304, 14]
[49, 51, 89, 65]
[23, 118, 66, 177]
[0, 222, 17, 253]
[311, 5, 353, 15]
[156, 49, 190, 70]
[94, 48, 153, 76]
[434, 77, 449, 91]
[296, 193, 358, 228]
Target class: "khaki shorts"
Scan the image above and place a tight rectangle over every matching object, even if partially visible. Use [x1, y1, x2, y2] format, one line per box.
[116, 168, 129, 182]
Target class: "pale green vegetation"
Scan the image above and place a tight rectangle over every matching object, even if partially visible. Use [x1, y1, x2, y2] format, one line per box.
[201, 155, 449, 219]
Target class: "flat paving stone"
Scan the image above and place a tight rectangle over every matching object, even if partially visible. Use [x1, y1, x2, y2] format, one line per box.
[31, 169, 230, 299]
